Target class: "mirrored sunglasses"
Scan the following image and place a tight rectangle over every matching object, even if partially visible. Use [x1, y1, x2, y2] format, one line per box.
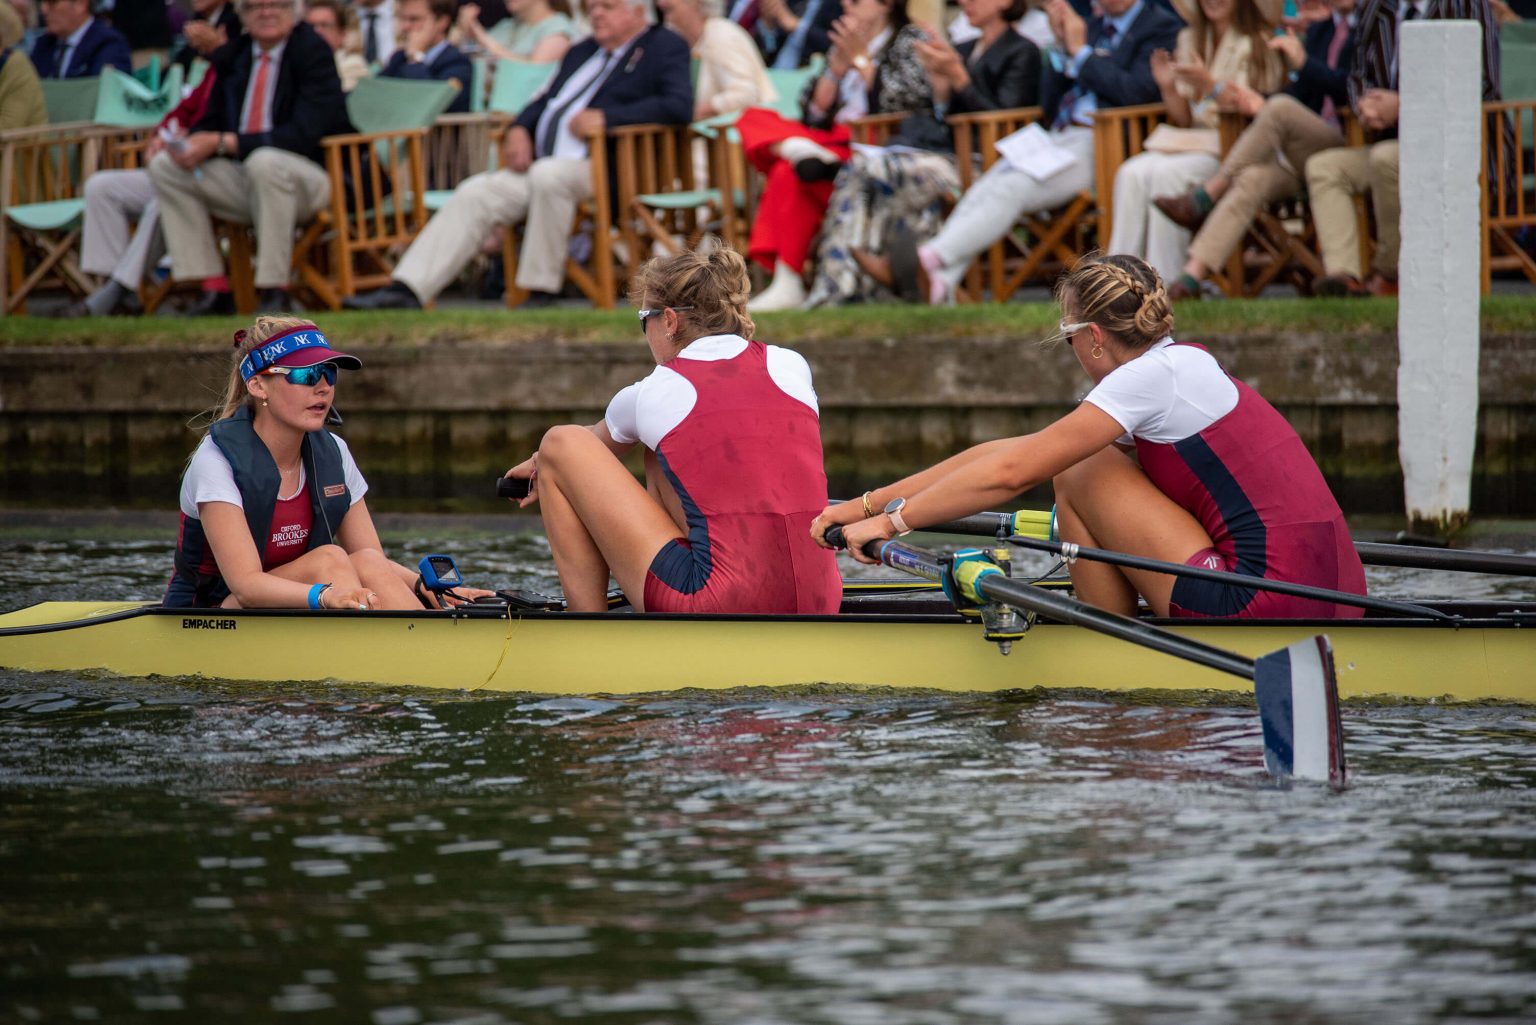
[264, 363, 338, 387]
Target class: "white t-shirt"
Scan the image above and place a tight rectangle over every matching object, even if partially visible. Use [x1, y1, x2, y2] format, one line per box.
[1082, 338, 1240, 445]
[604, 334, 818, 451]
[179, 433, 368, 519]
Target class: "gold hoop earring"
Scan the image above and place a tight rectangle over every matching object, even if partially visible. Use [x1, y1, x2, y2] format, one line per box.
[1090, 343, 1104, 359]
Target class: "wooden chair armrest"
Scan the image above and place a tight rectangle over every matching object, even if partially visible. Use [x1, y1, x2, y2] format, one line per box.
[848, 111, 908, 145]
[320, 126, 431, 150]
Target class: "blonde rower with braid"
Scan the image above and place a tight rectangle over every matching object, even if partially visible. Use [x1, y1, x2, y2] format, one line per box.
[811, 253, 1366, 619]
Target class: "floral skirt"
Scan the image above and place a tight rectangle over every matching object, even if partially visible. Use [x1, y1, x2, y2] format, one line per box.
[804, 148, 960, 308]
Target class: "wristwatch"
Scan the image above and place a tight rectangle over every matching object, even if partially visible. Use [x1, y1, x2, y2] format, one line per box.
[851, 53, 873, 73]
[884, 497, 913, 536]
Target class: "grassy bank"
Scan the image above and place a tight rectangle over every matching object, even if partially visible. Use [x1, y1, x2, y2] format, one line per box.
[5, 295, 1535, 347]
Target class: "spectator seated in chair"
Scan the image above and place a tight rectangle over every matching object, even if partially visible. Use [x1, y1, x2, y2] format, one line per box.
[455, 0, 576, 64]
[344, 0, 693, 311]
[28, 0, 131, 77]
[1106, 0, 1285, 286]
[349, 0, 397, 66]
[1302, 0, 1504, 297]
[381, 0, 473, 113]
[56, 66, 223, 318]
[303, 0, 369, 92]
[660, 0, 776, 122]
[874, 0, 1181, 304]
[169, 0, 242, 76]
[148, 0, 353, 316]
[1152, 0, 1354, 299]
[736, 0, 936, 312]
[814, 0, 1041, 306]
[0, 1, 47, 130]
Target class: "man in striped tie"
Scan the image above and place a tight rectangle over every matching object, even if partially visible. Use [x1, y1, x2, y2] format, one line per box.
[148, 0, 352, 315]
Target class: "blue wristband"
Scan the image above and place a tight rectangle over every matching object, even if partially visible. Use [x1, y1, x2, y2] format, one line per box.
[308, 583, 326, 610]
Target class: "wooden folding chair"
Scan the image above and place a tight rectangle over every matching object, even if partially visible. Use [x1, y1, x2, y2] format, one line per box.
[1, 122, 111, 314]
[946, 106, 1065, 302]
[1481, 98, 1536, 292]
[502, 122, 694, 309]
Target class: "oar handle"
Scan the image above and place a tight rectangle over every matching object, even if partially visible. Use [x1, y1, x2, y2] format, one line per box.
[496, 476, 531, 500]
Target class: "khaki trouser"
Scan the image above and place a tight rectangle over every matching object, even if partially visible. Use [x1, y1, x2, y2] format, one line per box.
[1188, 94, 1346, 273]
[393, 158, 593, 302]
[148, 147, 331, 289]
[81, 168, 164, 289]
[1305, 138, 1401, 279]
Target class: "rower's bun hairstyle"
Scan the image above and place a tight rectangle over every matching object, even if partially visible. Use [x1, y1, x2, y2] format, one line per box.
[627, 235, 755, 343]
[209, 315, 318, 424]
[1054, 253, 1174, 351]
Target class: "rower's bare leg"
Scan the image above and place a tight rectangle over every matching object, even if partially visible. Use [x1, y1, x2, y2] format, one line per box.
[537, 426, 684, 612]
[346, 548, 421, 610]
[220, 544, 364, 609]
[1052, 447, 1215, 616]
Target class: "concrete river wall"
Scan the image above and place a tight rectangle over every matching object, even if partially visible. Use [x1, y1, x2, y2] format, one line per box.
[2, 331, 1533, 514]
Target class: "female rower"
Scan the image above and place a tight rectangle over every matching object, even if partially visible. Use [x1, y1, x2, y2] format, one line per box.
[504, 239, 842, 614]
[166, 316, 485, 611]
[811, 253, 1367, 618]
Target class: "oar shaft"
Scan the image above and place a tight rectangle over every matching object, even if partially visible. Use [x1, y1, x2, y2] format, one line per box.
[1354, 541, 1536, 578]
[859, 535, 1256, 681]
[1005, 537, 1450, 620]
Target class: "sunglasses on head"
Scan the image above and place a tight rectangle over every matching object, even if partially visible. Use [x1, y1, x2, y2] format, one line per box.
[637, 305, 694, 334]
[264, 363, 338, 387]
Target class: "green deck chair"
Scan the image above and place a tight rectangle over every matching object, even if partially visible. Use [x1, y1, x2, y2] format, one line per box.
[131, 55, 161, 92]
[40, 77, 101, 124]
[1, 124, 110, 313]
[94, 65, 185, 127]
[284, 77, 461, 308]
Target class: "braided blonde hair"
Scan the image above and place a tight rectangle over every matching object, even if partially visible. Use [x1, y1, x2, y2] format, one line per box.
[1053, 253, 1174, 351]
[627, 236, 755, 345]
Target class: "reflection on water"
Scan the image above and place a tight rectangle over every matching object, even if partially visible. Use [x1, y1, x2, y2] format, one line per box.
[2, 530, 1536, 1023]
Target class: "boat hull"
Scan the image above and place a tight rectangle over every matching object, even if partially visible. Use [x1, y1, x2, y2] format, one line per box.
[2, 599, 1531, 701]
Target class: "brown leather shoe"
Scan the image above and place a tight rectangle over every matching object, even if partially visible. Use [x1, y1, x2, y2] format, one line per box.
[1365, 272, 1398, 297]
[1154, 191, 1209, 232]
[1314, 273, 1368, 298]
[1167, 279, 1200, 301]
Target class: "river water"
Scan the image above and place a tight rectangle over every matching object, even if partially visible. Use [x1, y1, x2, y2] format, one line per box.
[3, 528, 1535, 1024]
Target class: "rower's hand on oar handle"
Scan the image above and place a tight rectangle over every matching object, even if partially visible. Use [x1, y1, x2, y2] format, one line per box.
[815, 516, 892, 564]
[500, 458, 539, 508]
[810, 501, 871, 551]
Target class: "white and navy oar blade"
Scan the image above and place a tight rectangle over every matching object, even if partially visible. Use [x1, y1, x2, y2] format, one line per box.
[1253, 635, 1347, 787]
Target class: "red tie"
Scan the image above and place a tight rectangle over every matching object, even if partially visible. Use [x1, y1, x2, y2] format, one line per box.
[244, 53, 271, 134]
[1320, 17, 1348, 126]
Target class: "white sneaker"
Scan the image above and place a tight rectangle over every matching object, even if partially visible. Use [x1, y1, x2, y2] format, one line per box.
[777, 136, 841, 166]
[747, 263, 807, 311]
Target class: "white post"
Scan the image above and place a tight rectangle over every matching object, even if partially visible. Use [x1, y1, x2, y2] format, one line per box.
[1397, 21, 1482, 536]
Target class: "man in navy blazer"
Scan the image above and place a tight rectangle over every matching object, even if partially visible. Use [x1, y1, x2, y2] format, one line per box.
[905, 0, 1181, 303]
[380, 0, 472, 113]
[347, 0, 693, 309]
[29, 0, 130, 78]
[1154, 0, 1357, 298]
[149, 0, 352, 314]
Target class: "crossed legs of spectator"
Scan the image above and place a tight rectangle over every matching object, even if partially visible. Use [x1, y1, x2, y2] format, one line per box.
[1153, 95, 1346, 299]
